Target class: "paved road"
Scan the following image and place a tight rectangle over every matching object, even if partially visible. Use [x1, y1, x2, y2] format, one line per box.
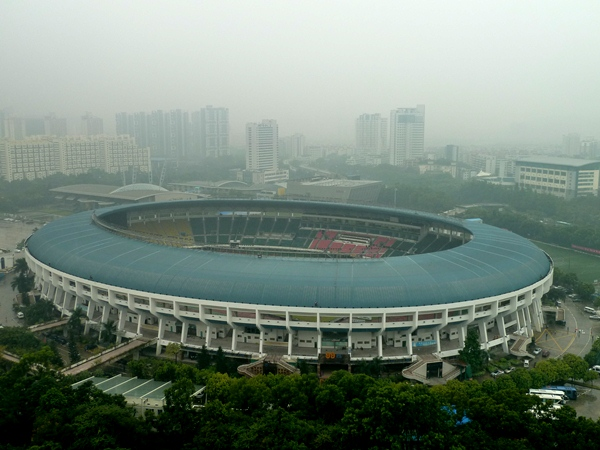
[534, 299, 600, 419]
[0, 220, 41, 327]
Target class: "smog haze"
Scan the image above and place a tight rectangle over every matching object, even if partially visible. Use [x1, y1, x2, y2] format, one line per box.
[2, 0, 599, 145]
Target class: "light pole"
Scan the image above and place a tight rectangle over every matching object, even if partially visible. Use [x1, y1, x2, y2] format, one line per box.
[394, 188, 397, 208]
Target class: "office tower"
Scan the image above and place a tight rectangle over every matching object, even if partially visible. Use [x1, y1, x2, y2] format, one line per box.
[44, 114, 67, 136]
[280, 133, 306, 159]
[116, 110, 190, 159]
[356, 114, 388, 155]
[193, 106, 229, 158]
[81, 113, 104, 135]
[246, 120, 279, 171]
[445, 145, 459, 162]
[389, 105, 425, 166]
[563, 133, 581, 156]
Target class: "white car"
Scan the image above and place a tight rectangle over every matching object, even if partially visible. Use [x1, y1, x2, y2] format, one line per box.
[590, 315, 600, 320]
[16, 312, 24, 319]
[533, 347, 542, 355]
[504, 366, 515, 374]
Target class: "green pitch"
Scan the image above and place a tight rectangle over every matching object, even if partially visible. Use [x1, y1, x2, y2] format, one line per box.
[534, 242, 600, 284]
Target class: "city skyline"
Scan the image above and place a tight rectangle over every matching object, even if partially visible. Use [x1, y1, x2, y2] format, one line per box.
[2, 1, 599, 146]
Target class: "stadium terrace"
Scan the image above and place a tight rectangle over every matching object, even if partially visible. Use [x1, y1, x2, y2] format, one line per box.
[25, 199, 552, 362]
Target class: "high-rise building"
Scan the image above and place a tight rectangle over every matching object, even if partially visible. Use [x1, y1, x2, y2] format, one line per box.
[246, 120, 279, 171]
[44, 114, 67, 136]
[445, 145, 459, 162]
[356, 114, 388, 155]
[280, 133, 305, 159]
[81, 113, 104, 136]
[562, 133, 581, 157]
[116, 110, 191, 159]
[192, 106, 229, 158]
[389, 105, 425, 166]
[0, 135, 150, 182]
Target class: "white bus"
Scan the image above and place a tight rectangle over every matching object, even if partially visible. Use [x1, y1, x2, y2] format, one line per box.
[528, 392, 566, 406]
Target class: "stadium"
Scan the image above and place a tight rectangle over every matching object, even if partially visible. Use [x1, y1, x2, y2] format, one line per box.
[25, 199, 552, 367]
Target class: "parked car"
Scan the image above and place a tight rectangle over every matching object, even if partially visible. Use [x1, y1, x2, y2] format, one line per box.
[533, 347, 542, 355]
[504, 366, 515, 374]
[16, 312, 24, 319]
[590, 365, 600, 373]
[590, 315, 600, 320]
[542, 350, 550, 357]
[491, 369, 504, 377]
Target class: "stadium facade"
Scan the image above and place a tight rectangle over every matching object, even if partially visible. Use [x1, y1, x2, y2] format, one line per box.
[25, 200, 552, 362]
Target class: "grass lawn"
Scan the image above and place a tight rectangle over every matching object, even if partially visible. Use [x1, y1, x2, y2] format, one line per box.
[534, 241, 600, 284]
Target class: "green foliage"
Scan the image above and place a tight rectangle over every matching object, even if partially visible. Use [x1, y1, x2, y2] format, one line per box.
[0, 326, 42, 355]
[100, 319, 117, 344]
[68, 338, 81, 364]
[23, 299, 59, 326]
[459, 328, 488, 373]
[196, 344, 211, 370]
[10, 272, 35, 297]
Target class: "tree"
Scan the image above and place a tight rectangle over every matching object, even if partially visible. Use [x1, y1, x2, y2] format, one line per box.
[561, 354, 590, 381]
[165, 343, 182, 363]
[10, 272, 35, 302]
[100, 320, 117, 344]
[196, 345, 211, 370]
[214, 346, 228, 374]
[459, 328, 488, 373]
[68, 338, 81, 365]
[66, 308, 85, 342]
[13, 258, 29, 275]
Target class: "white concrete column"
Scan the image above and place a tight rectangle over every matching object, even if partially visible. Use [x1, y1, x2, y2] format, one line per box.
[181, 322, 189, 345]
[259, 330, 265, 355]
[53, 287, 64, 306]
[347, 332, 352, 353]
[287, 331, 293, 356]
[496, 315, 509, 352]
[85, 299, 95, 320]
[317, 331, 322, 354]
[137, 313, 144, 335]
[524, 307, 533, 336]
[156, 317, 165, 356]
[458, 325, 466, 348]
[435, 329, 441, 353]
[231, 326, 237, 350]
[206, 325, 212, 346]
[116, 309, 126, 344]
[478, 322, 489, 349]
[101, 304, 110, 324]
[377, 334, 383, 357]
[61, 291, 68, 316]
[407, 333, 413, 356]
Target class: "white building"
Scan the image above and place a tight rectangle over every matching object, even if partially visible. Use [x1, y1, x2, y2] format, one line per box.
[0, 135, 151, 182]
[280, 134, 305, 159]
[356, 113, 388, 155]
[389, 105, 425, 166]
[197, 106, 229, 158]
[515, 156, 600, 199]
[80, 113, 104, 136]
[246, 120, 279, 171]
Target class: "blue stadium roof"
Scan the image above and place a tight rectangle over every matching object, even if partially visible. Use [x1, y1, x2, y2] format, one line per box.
[26, 201, 552, 309]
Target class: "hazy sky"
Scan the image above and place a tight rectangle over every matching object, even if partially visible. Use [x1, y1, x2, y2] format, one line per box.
[2, 0, 599, 146]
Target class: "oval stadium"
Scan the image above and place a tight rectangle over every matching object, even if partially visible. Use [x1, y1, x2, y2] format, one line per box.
[25, 199, 552, 371]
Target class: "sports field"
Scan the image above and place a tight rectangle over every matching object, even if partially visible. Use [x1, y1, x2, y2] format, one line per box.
[534, 241, 600, 284]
